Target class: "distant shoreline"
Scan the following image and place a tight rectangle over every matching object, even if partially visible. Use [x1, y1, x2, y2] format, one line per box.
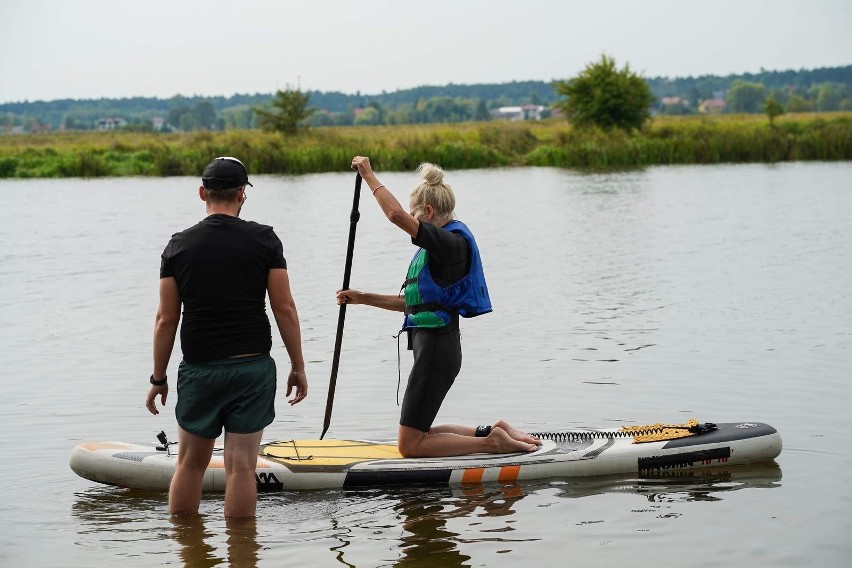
[1, 114, 850, 179]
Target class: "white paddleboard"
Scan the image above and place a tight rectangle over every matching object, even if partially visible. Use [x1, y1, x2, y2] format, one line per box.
[70, 421, 781, 492]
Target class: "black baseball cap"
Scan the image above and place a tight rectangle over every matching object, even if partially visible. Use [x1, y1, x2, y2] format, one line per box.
[201, 157, 253, 190]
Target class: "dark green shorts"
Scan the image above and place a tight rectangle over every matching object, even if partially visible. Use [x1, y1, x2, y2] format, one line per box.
[175, 354, 277, 439]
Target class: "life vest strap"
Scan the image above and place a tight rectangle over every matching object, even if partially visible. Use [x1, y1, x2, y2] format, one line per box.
[405, 302, 457, 316]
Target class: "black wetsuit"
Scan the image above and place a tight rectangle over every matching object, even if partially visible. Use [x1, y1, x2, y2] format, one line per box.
[400, 221, 470, 432]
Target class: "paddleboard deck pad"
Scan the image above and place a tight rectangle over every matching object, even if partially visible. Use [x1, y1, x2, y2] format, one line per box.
[70, 420, 782, 492]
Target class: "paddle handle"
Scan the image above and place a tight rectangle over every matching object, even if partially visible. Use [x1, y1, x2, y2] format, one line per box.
[321, 173, 362, 439]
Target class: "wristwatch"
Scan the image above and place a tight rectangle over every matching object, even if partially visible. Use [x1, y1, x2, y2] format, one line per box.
[150, 374, 167, 386]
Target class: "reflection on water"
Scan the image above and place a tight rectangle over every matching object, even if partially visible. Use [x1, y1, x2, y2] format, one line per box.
[72, 489, 260, 567]
[71, 488, 175, 561]
[170, 515, 221, 568]
[549, 461, 782, 503]
[328, 516, 356, 568]
[395, 488, 474, 567]
[71, 488, 165, 534]
[167, 516, 260, 568]
[69, 460, 783, 566]
[69, 462, 782, 567]
[391, 485, 530, 567]
[323, 461, 781, 566]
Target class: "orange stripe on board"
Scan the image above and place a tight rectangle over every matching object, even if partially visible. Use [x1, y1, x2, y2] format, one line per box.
[80, 442, 133, 451]
[461, 468, 485, 485]
[498, 465, 520, 483]
[206, 458, 269, 469]
[206, 458, 270, 469]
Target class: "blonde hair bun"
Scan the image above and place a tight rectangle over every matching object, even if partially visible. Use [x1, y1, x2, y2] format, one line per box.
[410, 162, 455, 223]
[416, 162, 445, 186]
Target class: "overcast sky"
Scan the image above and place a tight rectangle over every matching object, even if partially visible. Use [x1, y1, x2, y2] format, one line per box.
[2, 0, 850, 104]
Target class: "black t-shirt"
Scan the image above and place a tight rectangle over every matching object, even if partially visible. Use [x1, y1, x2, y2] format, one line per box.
[160, 214, 287, 362]
[412, 221, 470, 286]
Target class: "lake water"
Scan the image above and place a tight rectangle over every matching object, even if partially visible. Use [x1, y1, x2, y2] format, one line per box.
[1, 163, 850, 567]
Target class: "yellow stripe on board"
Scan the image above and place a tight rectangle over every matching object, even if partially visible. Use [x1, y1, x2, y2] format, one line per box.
[261, 439, 402, 467]
[623, 418, 701, 443]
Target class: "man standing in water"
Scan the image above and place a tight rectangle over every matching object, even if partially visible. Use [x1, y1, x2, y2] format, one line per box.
[146, 157, 308, 517]
[338, 156, 540, 458]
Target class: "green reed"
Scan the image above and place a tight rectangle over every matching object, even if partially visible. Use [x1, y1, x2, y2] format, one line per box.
[526, 114, 852, 168]
[1, 114, 849, 178]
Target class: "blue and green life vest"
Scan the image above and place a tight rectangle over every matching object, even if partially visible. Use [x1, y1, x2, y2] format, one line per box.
[402, 220, 492, 329]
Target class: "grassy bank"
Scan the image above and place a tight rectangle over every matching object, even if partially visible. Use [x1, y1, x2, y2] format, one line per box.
[1, 113, 850, 179]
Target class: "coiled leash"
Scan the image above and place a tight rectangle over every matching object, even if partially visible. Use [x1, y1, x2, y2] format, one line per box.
[531, 419, 718, 444]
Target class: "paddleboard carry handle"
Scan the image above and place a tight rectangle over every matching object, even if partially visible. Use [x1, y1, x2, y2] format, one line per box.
[689, 422, 718, 434]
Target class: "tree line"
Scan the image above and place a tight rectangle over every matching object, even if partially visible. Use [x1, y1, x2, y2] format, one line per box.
[2, 65, 850, 134]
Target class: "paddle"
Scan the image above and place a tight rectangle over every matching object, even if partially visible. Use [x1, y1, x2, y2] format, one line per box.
[321, 172, 363, 439]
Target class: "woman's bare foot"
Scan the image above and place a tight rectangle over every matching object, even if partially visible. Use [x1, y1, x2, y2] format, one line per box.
[494, 420, 542, 446]
[487, 427, 539, 453]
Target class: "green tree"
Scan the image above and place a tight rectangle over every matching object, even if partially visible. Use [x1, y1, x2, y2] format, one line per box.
[421, 97, 474, 123]
[354, 106, 381, 126]
[787, 95, 813, 112]
[121, 119, 154, 133]
[552, 54, 654, 130]
[816, 83, 842, 111]
[63, 114, 88, 130]
[179, 113, 198, 132]
[192, 100, 217, 130]
[367, 101, 386, 124]
[387, 105, 417, 125]
[226, 108, 256, 130]
[764, 98, 784, 125]
[660, 99, 691, 115]
[333, 109, 355, 126]
[726, 80, 766, 113]
[474, 99, 491, 121]
[766, 87, 789, 106]
[254, 88, 313, 135]
[2, 112, 15, 133]
[307, 110, 334, 126]
[688, 86, 704, 111]
[167, 103, 193, 131]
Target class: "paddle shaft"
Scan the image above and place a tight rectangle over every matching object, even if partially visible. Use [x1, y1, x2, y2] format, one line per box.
[321, 173, 362, 439]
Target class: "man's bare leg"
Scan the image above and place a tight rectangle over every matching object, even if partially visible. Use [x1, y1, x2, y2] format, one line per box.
[223, 430, 264, 518]
[169, 427, 216, 515]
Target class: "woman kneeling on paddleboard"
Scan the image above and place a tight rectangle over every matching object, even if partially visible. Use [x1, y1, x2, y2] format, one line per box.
[338, 157, 540, 458]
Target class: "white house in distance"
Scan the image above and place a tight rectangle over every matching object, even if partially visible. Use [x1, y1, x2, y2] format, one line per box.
[94, 117, 127, 130]
[491, 104, 547, 121]
[698, 99, 726, 114]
